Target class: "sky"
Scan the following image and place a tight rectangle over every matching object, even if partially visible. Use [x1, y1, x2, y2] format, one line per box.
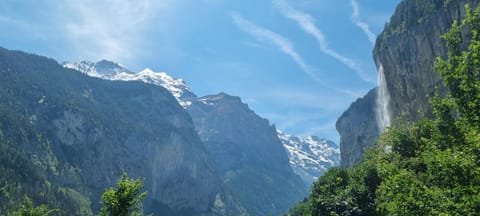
[0, 0, 400, 143]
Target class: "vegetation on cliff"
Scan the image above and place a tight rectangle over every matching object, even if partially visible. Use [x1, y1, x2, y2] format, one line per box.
[4, 173, 147, 216]
[0, 46, 237, 215]
[287, 4, 480, 215]
[379, 0, 454, 49]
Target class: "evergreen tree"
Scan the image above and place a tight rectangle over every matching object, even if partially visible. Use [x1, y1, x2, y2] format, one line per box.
[100, 173, 147, 216]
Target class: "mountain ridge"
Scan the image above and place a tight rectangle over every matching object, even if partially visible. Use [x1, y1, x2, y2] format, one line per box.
[0, 47, 244, 215]
[64, 60, 340, 183]
[64, 59, 340, 215]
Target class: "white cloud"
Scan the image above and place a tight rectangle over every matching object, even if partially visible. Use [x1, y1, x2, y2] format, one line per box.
[231, 12, 323, 83]
[350, 0, 376, 45]
[61, 0, 172, 63]
[273, 0, 375, 84]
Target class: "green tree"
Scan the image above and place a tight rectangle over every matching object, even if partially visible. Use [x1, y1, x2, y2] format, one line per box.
[434, 4, 480, 128]
[100, 173, 147, 216]
[376, 4, 480, 214]
[10, 196, 58, 216]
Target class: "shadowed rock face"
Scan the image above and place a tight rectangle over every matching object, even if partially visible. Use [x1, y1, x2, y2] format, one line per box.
[0, 47, 243, 216]
[187, 93, 308, 216]
[337, 0, 480, 167]
[337, 88, 379, 167]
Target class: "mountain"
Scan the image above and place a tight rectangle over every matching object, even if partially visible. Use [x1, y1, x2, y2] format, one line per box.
[337, 0, 480, 167]
[65, 60, 330, 215]
[0, 47, 244, 215]
[186, 93, 307, 216]
[277, 131, 340, 185]
[62, 60, 134, 77]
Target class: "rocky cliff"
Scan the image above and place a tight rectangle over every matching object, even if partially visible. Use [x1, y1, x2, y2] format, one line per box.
[187, 93, 307, 216]
[336, 88, 379, 167]
[0, 47, 243, 215]
[374, 0, 479, 121]
[338, 0, 480, 167]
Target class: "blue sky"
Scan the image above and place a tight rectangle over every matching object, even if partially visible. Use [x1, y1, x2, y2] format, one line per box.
[0, 0, 399, 142]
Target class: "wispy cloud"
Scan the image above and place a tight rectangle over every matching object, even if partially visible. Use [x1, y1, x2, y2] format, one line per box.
[273, 0, 375, 84]
[350, 0, 376, 45]
[231, 12, 323, 83]
[255, 86, 355, 112]
[264, 110, 339, 140]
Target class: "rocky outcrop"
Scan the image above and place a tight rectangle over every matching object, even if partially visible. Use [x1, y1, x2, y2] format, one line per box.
[336, 88, 379, 167]
[338, 0, 480, 167]
[0, 47, 244, 215]
[187, 93, 307, 216]
[374, 0, 479, 121]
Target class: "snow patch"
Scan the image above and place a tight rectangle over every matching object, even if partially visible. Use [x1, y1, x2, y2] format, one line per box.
[63, 60, 197, 108]
[277, 130, 340, 185]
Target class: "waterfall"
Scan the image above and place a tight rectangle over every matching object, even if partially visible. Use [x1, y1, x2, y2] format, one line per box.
[376, 62, 392, 133]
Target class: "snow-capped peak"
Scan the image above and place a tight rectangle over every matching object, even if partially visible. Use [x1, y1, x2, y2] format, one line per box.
[63, 60, 197, 108]
[139, 68, 154, 74]
[277, 130, 340, 185]
[63, 60, 133, 78]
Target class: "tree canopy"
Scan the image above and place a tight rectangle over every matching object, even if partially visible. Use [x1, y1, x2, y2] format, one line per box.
[100, 173, 147, 216]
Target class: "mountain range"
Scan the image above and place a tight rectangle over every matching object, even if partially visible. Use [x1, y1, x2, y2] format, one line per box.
[64, 60, 340, 187]
[0, 48, 243, 215]
[0, 55, 340, 215]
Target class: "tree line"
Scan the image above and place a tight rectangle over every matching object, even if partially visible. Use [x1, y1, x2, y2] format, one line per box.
[9, 173, 147, 216]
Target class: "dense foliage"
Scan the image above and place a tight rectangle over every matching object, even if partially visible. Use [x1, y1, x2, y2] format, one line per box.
[288, 4, 480, 216]
[9, 196, 59, 216]
[0, 115, 92, 216]
[2, 171, 146, 216]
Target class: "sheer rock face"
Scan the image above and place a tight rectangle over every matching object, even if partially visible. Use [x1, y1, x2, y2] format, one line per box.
[338, 0, 480, 167]
[187, 93, 307, 216]
[373, 0, 479, 121]
[188, 93, 291, 174]
[0, 48, 243, 216]
[336, 88, 379, 167]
